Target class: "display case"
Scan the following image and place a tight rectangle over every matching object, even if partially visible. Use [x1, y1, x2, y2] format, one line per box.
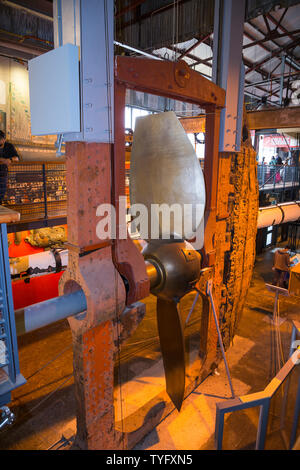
[3, 161, 66, 222]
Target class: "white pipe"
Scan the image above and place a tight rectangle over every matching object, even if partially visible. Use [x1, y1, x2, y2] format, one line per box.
[114, 41, 163, 60]
[257, 201, 300, 229]
[10, 249, 68, 278]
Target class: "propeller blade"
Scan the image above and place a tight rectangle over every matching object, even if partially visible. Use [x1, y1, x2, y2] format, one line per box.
[130, 111, 205, 247]
[156, 297, 186, 411]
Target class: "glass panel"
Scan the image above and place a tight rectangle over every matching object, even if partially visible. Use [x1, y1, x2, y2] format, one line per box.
[266, 232, 273, 246]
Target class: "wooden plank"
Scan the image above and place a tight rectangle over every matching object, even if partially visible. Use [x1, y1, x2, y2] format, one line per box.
[0, 206, 20, 224]
[247, 106, 300, 130]
[116, 56, 226, 108]
[180, 116, 206, 133]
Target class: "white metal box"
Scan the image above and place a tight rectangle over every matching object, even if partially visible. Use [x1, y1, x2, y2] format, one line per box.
[28, 43, 80, 135]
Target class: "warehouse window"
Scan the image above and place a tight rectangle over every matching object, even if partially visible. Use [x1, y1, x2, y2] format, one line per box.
[125, 106, 155, 131]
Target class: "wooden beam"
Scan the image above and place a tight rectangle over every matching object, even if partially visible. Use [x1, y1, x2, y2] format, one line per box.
[180, 106, 300, 133]
[116, 56, 225, 108]
[180, 116, 206, 133]
[247, 106, 300, 130]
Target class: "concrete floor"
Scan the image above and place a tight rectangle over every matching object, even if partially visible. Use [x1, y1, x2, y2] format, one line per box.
[0, 247, 299, 450]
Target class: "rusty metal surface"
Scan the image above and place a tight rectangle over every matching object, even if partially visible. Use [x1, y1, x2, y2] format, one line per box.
[116, 56, 225, 108]
[58, 55, 258, 451]
[60, 142, 126, 328]
[180, 116, 206, 133]
[203, 106, 221, 263]
[55, 55, 225, 451]
[74, 321, 122, 450]
[64, 142, 111, 249]
[59, 141, 127, 449]
[113, 80, 150, 305]
[247, 106, 300, 130]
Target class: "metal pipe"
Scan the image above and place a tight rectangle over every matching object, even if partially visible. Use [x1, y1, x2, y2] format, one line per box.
[15, 290, 87, 336]
[257, 201, 300, 229]
[285, 56, 300, 72]
[0, 406, 15, 430]
[206, 280, 235, 398]
[10, 249, 68, 279]
[113, 41, 162, 61]
[14, 261, 160, 336]
[279, 54, 286, 106]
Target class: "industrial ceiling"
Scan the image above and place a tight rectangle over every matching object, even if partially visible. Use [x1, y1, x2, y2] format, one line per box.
[0, 0, 299, 109]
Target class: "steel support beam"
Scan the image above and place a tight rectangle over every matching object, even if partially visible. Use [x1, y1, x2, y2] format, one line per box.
[212, 0, 246, 152]
[51, 0, 131, 451]
[177, 34, 211, 60]
[266, 11, 298, 42]
[279, 53, 286, 106]
[53, 0, 114, 143]
[243, 29, 300, 49]
[245, 21, 300, 75]
[247, 106, 300, 130]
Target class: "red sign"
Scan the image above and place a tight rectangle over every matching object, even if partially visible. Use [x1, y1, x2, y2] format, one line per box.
[263, 135, 291, 147]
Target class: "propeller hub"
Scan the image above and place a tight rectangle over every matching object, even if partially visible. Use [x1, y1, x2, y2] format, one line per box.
[143, 239, 201, 301]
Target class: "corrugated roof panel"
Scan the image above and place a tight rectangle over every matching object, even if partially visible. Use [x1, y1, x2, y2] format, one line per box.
[246, 0, 300, 21]
[116, 1, 299, 105]
[194, 63, 212, 77]
[117, 0, 214, 50]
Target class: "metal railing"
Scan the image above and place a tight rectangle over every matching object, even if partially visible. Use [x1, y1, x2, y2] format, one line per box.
[258, 165, 300, 191]
[258, 164, 300, 206]
[1, 162, 67, 222]
[1, 161, 298, 223]
[215, 320, 300, 450]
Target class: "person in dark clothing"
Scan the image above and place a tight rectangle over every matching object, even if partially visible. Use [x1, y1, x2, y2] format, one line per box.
[0, 130, 19, 204]
[275, 155, 283, 165]
[272, 245, 291, 288]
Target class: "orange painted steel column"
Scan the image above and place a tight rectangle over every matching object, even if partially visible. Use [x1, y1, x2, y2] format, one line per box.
[72, 321, 124, 450]
[59, 142, 127, 449]
[112, 81, 150, 305]
[203, 105, 221, 266]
